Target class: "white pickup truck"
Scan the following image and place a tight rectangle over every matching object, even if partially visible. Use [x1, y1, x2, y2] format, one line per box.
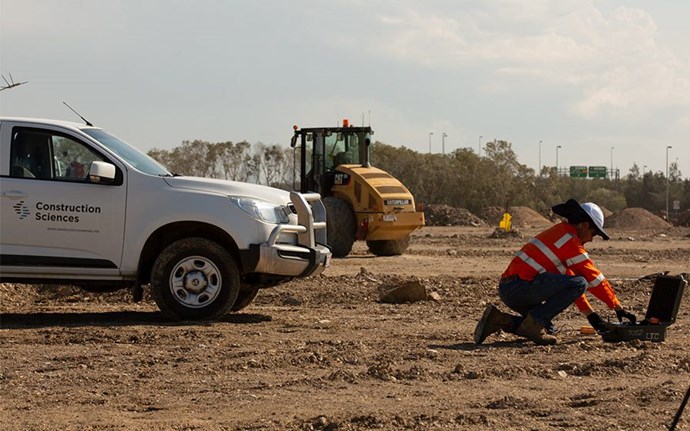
[0, 117, 331, 319]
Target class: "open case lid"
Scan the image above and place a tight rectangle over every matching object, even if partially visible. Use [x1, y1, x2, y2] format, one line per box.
[646, 275, 687, 324]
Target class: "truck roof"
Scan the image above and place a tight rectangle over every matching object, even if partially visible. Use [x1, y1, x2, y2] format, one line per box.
[295, 126, 372, 134]
[0, 117, 96, 131]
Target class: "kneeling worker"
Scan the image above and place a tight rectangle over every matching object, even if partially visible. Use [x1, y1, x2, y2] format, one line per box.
[474, 199, 636, 345]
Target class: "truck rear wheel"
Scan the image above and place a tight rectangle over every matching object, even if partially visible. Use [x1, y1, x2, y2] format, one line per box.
[366, 236, 410, 256]
[323, 196, 356, 258]
[151, 238, 240, 320]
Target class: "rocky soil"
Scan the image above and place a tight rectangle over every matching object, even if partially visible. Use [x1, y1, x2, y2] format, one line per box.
[1, 225, 689, 430]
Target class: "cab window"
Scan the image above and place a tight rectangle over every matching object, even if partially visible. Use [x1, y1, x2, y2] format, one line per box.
[9, 128, 106, 181]
[324, 131, 366, 170]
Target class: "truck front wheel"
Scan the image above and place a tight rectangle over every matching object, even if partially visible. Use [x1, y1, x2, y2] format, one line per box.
[323, 196, 356, 258]
[151, 238, 240, 320]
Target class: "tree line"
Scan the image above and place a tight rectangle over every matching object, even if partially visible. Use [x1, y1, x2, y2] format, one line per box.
[148, 140, 296, 187]
[147, 139, 688, 220]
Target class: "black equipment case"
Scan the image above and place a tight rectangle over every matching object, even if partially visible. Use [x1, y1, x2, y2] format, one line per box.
[602, 274, 687, 342]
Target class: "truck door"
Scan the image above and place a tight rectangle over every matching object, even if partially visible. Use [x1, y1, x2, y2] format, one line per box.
[0, 123, 127, 277]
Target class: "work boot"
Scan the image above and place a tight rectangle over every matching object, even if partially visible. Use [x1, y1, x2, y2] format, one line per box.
[473, 304, 518, 344]
[516, 314, 558, 345]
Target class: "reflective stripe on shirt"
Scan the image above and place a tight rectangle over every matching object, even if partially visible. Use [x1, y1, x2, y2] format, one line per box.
[554, 233, 573, 249]
[529, 238, 567, 274]
[566, 252, 590, 266]
[517, 250, 546, 274]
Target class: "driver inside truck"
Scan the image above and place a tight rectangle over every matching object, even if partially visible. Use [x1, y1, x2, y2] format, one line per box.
[10, 132, 50, 179]
[333, 151, 352, 166]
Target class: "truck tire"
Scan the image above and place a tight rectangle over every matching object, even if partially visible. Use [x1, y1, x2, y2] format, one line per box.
[231, 287, 259, 312]
[323, 196, 356, 258]
[151, 238, 240, 320]
[366, 236, 410, 256]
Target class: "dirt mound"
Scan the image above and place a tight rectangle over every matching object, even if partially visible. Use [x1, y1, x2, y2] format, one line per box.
[478, 206, 553, 229]
[606, 207, 672, 230]
[509, 206, 553, 229]
[424, 204, 485, 226]
[477, 206, 505, 225]
[483, 204, 612, 224]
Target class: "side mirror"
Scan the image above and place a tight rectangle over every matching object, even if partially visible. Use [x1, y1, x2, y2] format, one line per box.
[88, 161, 116, 184]
[290, 135, 298, 148]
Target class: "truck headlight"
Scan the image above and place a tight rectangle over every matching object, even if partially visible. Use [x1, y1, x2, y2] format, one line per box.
[229, 197, 290, 224]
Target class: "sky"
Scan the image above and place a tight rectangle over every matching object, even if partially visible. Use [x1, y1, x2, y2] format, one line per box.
[1, 0, 688, 177]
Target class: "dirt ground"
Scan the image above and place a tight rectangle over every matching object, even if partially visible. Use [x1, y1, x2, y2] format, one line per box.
[1, 225, 689, 431]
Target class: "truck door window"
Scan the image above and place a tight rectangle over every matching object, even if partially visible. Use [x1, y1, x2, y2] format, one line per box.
[10, 131, 52, 178]
[325, 133, 346, 170]
[52, 135, 103, 180]
[311, 132, 325, 179]
[10, 129, 105, 181]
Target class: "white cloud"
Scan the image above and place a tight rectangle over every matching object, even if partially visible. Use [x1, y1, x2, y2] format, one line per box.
[368, 2, 690, 118]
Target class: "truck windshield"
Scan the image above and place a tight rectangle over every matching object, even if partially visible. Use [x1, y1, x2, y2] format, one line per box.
[81, 128, 172, 176]
[324, 130, 369, 170]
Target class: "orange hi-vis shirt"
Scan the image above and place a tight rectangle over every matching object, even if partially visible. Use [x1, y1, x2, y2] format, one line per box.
[501, 222, 620, 312]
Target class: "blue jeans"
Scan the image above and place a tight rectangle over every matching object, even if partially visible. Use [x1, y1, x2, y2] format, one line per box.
[498, 273, 588, 328]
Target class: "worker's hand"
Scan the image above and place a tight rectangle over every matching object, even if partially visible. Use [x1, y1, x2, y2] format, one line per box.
[615, 308, 637, 324]
[586, 312, 614, 333]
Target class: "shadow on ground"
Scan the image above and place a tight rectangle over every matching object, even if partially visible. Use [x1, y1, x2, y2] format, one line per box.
[0, 311, 272, 328]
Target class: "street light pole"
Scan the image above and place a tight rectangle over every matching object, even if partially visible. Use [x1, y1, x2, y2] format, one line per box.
[442, 132, 448, 154]
[610, 146, 614, 179]
[666, 145, 672, 219]
[556, 145, 562, 175]
[428, 132, 434, 154]
[478, 135, 482, 157]
[539, 140, 542, 176]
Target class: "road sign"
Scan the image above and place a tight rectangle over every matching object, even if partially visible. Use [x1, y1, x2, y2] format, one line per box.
[569, 166, 587, 178]
[588, 166, 607, 178]
[673, 200, 680, 210]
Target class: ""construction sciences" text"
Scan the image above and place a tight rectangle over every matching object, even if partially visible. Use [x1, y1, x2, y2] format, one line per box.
[35, 202, 102, 223]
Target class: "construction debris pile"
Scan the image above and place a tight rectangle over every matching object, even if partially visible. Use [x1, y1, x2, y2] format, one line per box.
[423, 205, 681, 230]
[423, 204, 486, 227]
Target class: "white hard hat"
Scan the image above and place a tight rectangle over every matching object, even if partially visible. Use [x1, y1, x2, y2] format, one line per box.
[580, 202, 609, 240]
[552, 199, 610, 240]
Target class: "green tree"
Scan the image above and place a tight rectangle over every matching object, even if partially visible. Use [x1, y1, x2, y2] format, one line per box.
[624, 171, 666, 211]
[215, 141, 252, 181]
[586, 187, 626, 212]
[627, 163, 641, 181]
[261, 144, 286, 187]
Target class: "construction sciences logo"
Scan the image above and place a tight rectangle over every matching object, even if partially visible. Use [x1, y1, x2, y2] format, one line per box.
[33, 202, 102, 223]
[13, 200, 31, 219]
